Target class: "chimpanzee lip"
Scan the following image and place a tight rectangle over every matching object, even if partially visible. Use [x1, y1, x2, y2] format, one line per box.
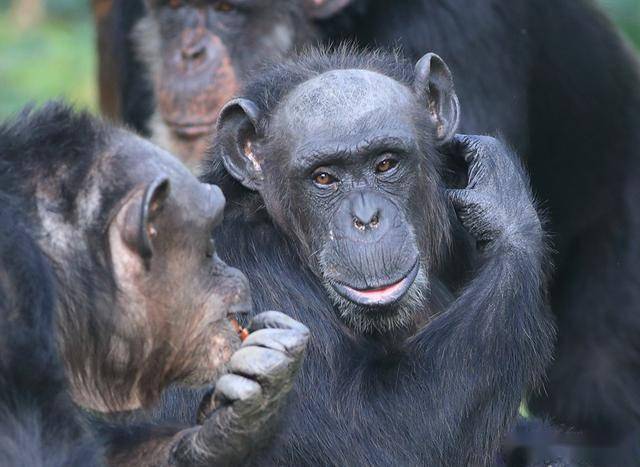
[166, 120, 217, 138]
[226, 301, 252, 318]
[330, 260, 420, 307]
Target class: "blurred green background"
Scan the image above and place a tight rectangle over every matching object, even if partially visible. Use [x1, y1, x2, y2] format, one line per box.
[0, 0, 638, 119]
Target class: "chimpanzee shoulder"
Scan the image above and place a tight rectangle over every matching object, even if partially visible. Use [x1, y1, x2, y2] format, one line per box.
[0, 195, 99, 466]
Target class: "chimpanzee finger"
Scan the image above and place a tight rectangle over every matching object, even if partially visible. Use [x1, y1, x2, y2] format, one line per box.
[242, 328, 309, 358]
[212, 373, 262, 407]
[447, 189, 499, 240]
[227, 345, 296, 386]
[249, 310, 310, 335]
[447, 188, 490, 213]
[196, 374, 262, 424]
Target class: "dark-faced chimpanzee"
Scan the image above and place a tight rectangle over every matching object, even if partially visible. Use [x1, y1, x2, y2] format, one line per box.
[97, 0, 640, 455]
[141, 48, 555, 466]
[0, 102, 309, 466]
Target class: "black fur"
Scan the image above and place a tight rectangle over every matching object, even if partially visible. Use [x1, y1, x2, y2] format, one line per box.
[0, 103, 152, 410]
[0, 103, 151, 465]
[0, 111, 102, 464]
[111, 1, 640, 456]
[146, 48, 555, 466]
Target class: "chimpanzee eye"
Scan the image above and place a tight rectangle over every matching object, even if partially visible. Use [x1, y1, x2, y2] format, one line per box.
[313, 171, 336, 186]
[375, 158, 398, 173]
[168, 0, 182, 8]
[214, 1, 235, 12]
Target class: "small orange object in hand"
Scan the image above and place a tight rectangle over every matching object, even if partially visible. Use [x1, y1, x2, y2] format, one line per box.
[229, 318, 250, 341]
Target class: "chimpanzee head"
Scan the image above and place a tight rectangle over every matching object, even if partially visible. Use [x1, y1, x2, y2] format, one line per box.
[0, 103, 251, 412]
[213, 48, 459, 333]
[134, 0, 361, 170]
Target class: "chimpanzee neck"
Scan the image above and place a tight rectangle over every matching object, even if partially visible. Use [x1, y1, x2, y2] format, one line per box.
[215, 210, 329, 313]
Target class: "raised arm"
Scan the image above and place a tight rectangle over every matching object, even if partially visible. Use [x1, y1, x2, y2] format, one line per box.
[410, 135, 556, 466]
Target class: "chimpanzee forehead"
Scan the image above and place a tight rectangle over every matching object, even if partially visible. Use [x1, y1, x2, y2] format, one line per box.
[107, 131, 219, 222]
[273, 69, 418, 151]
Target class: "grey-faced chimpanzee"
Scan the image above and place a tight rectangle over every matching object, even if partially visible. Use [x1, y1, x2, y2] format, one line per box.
[142, 48, 555, 466]
[97, 1, 640, 456]
[0, 102, 309, 466]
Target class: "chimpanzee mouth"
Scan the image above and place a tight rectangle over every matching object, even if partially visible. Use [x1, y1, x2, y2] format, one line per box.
[228, 315, 250, 342]
[166, 120, 217, 138]
[331, 260, 420, 307]
[226, 302, 252, 342]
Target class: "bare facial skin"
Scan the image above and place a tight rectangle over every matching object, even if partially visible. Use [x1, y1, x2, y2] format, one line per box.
[135, 0, 311, 172]
[32, 129, 252, 412]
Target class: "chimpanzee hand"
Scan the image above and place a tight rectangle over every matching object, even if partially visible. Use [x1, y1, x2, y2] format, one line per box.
[446, 135, 542, 251]
[170, 311, 309, 466]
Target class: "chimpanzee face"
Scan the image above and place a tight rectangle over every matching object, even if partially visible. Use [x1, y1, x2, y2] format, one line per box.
[105, 134, 252, 392]
[39, 129, 251, 411]
[218, 53, 460, 333]
[136, 0, 313, 168]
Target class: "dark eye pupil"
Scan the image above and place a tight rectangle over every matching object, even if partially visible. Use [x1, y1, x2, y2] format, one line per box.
[315, 173, 332, 185]
[377, 159, 396, 173]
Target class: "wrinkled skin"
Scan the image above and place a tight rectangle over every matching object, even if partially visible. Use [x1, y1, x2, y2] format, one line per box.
[264, 69, 438, 332]
[103, 0, 640, 457]
[134, 0, 312, 170]
[176, 51, 554, 465]
[42, 128, 252, 411]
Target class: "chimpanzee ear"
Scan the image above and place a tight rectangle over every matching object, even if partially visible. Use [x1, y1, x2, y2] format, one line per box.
[217, 98, 263, 192]
[303, 0, 352, 19]
[112, 176, 171, 267]
[414, 53, 460, 144]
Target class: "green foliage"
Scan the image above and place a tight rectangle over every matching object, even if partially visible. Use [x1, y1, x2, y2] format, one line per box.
[0, 8, 96, 118]
[600, 0, 640, 45]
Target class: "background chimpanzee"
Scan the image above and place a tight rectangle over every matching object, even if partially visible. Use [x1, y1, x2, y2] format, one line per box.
[145, 48, 555, 466]
[96, 0, 640, 455]
[0, 102, 309, 466]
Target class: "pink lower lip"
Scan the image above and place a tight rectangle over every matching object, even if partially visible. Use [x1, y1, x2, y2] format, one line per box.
[348, 278, 406, 301]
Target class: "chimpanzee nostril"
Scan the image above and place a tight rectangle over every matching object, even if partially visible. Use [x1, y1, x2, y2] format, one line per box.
[352, 211, 380, 231]
[181, 43, 207, 62]
[348, 192, 385, 233]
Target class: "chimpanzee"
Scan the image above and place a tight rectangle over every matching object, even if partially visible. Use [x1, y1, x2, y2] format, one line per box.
[97, 0, 640, 455]
[0, 102, 309, 465]
[0, 197, 100, 465]
[141, 48, 555, 466]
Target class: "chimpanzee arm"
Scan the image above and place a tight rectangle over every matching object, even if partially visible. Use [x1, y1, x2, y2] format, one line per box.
[408, 135, 555, 466]
[102, 311, 309, 467]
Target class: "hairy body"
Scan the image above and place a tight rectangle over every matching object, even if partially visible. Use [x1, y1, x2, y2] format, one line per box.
[0, 103, 309, 466]
[146, 49, 555, 466]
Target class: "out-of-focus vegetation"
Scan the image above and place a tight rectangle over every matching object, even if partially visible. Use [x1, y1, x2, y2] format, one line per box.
[0, 0, 638, 119]
[0, 0, 96, 118]
[600, 0, 640, 45]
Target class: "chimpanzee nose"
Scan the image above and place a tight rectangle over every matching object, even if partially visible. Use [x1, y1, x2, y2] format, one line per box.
[350, 192, 382, 232]
[204, 183, 226, 229]
[181, 39, 207, 62]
